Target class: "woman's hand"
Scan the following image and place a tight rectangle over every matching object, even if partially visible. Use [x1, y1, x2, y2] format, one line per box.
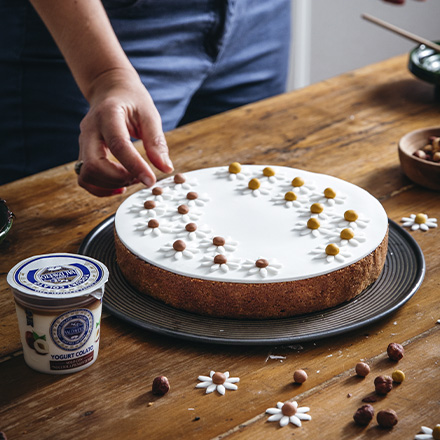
[77, 68, 173, 197]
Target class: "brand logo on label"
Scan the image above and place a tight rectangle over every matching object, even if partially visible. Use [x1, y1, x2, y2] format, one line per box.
[50, 309, 94, 351]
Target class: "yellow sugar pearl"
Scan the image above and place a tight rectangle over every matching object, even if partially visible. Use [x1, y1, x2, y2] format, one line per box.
[263, 166, 275, 177]
[340, 228, 355, 240]
[324, 187, 336, 199]
[292, 177, 305, 187]
[307, 218, 320, 230]
[391, 370, 405, 383]
[344, 210, 358, 222]
[433, 425, 440, 440]
[415, 213, 427, 224]
[284, 191, 297, 201]
[248, 178, 260, 190]
[325, 243, 340, 256]
[310, 203, 324, 214]
[228, 162, 242, 174]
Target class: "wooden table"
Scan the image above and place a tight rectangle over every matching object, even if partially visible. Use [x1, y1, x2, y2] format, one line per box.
[1, 54, 439, 439]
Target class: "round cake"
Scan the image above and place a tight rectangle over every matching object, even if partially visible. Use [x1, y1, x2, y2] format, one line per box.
[114, 164, 388, 319]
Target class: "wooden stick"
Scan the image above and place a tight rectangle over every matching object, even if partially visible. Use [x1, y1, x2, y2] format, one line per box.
[362, 13, 440, 53]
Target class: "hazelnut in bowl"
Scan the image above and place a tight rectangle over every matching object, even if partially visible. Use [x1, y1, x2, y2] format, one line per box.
[398, 126, 440, 191]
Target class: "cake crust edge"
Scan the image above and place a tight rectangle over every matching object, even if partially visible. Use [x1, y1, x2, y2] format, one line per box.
[114, 229, 389, 319]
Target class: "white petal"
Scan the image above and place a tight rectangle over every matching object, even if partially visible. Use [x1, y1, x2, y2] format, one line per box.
[297, 414, 311, 421]
[205, 384, 217, 394]
[402, 221, 413, 227]
[297, 406, 309, 413]
[414, 435, 432, 440]
[198, 376, 212, 382]
[279, 416, 290, 427]
[266, 408, 282, 415]
[223, 382, 238, 390]
[210, 371, 215, 377]
[290, 416, 302, 427]
[420, 224, 429, 231]
[196, 382, 211, 388]
[411, 224, 420, 230]
[421, 427, 433, 434]
[267, 414, 283, 422]
[221, 264, 229, 273]
[217, 385, 226, 395]
[227, 377, 240, 383]
[249, 267, 259, 274]
[260, 268, 268, 278]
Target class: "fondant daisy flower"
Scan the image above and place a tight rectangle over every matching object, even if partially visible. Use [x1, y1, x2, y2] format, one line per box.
[297, 203, 329, 220]
[401, 213, 437, 231]
[241, 178, 271, 197]
[167, 204, 202, 223]
[415, 425, 440, 440]
[310, 187, 346, 206]
[328, 228, 367, 247]
[258, 166, 284, 184]
[332, 210, 370, 229]
[283, 176, 316, 194]
[310, 243, 351, 263]
[159, 240, 198, 260]
[167, 173, 198, 192]
[127, 200, 167, 218]
[174, 223, 211, 241]
[200, 254, 241, 273]
[272, 191, 303, 209]
[293, 218, 331, 237]
[215, 162, 250, 181]
[196, 371, 240, 395]
[266, 401, 311, 428]
[134, 218, 172, 237]
[178, 191, 210, 207]
[242, 258, 282, 278]
[200, 236, 238, 254]
[134, 186, 174, 203]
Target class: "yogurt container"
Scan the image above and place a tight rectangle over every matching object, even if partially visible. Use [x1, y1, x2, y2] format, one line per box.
[7, 253, 109, 374]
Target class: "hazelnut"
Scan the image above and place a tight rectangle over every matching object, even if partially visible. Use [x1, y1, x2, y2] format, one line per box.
[374, 375, 393, 395]
[387, 342, 404, 361]
[293, 369, 308, 384]
[391, 369, 405, 383]
[355, 362, 370, 377]
[433, 152, 440, 162]
[353, 404, 374, 426]
[377, 409, 398, 429]
[152, 376, 170, 396]
[414, 150, 428, 160]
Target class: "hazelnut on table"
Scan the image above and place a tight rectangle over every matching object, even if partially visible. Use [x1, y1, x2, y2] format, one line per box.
[377, 409, 398, 429]
[353, 404, 374, 426]
[374, 375, 393, 395]
[387, 342, 404, 361]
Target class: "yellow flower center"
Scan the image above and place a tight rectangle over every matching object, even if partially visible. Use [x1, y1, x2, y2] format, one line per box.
[248, 178, 260, 190]
[415, 213, 427, 224]
[324, 188, 336, 199]
[307, 218, 320, 230]
[228, 162, 242, 174]
[344, 210, 358, 222]
[433, 425, 440, 440]
[310, 203, 324, 214]
[284, 191, 297, 201]
[292, 177, 304, 187]
[325, 243, 340, 256]
[340, 228, 355, 240]
[263, 166, 275, 177]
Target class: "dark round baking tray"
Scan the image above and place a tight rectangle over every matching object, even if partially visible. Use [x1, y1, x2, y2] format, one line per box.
[78, 216, 425, 345]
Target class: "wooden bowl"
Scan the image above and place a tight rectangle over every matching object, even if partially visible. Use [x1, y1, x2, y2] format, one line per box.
[398, 127, 440, 191]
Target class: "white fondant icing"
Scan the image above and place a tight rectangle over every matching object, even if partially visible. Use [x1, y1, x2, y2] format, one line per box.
[115, 165, 388, 283]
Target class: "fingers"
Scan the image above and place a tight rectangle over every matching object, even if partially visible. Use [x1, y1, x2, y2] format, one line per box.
[138, 106, 174, 175]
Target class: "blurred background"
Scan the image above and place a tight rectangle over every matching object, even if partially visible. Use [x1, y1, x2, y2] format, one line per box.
[288, 0, 440, 90]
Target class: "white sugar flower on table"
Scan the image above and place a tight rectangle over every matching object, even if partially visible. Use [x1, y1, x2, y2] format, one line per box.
[415, 425, 440, 439]
[266, 401, 311, 428]
[401, 213, 437, 231]
[196, 371, 240, 395]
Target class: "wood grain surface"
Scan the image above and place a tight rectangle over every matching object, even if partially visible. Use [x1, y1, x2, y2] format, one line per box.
[1, 54, 440, 439]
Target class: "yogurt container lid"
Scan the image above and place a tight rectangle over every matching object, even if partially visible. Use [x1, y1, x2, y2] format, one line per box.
[7, 253, 109, 299]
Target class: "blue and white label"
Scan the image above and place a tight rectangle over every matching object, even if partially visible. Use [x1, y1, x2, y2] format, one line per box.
[50, 309, 94, 351]
[7, 254, 109, 298]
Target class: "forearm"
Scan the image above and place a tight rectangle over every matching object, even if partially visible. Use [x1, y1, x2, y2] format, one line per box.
[29, 0, 136, 101]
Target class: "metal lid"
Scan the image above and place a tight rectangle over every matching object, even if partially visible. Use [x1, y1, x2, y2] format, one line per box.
[7, 253, 109, 300]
